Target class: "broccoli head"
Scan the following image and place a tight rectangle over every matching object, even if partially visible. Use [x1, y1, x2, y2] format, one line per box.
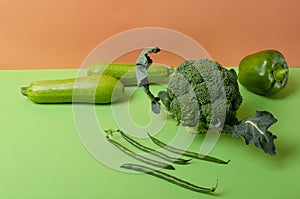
[158, 59, 243, 133]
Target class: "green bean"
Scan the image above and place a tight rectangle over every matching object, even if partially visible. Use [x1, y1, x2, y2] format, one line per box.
[120, 163, 217, 193]
[105, 129, 191, 164]
[147, 133, 230, 164]
[106, 136, 175, 170]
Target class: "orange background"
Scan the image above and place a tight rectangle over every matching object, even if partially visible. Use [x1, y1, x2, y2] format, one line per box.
[0, 0, 299, 69]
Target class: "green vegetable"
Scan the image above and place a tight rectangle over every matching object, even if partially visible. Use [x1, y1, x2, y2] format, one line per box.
[135, 47, 162, 113]
[87, 62, 174, 86]
[158, 59, 243, 132]
[106, 136, 175, 170]
[120, 163, 217, 193]
[105, 129, 191, 164]
[21, 75, 124, 104]
[222, 110, 277, 155]
[137, 54, 278, 155]
[147, 133, 230, 164]
[238, 49, 289, 96]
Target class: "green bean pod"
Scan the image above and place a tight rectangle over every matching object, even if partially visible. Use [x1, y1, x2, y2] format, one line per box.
[147, 133, 230, 164]
[106, 129, 191, 164]
[120, 163, 217, 193]
[106, 136, 175, 170]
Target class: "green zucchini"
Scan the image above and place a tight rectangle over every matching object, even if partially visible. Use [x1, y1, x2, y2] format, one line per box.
[21, 75, 124, 104]
[87, 62, 174, 86]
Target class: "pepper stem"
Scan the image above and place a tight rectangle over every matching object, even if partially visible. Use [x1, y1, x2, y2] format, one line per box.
[273, 64, 287, 82]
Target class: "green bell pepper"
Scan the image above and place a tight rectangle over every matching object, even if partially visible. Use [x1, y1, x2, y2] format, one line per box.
[238, 50, 289, 96]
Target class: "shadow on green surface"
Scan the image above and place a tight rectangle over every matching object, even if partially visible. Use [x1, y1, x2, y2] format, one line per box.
[266, 77, 299, 99]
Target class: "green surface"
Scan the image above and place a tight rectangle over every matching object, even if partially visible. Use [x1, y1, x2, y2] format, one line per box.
[0, 68, 299, 198]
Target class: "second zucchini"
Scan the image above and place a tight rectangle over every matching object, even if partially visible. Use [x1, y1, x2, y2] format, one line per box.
[87, 62, 174, 86]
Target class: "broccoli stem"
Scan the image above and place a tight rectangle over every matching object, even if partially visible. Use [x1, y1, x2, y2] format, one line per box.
[142, 84, 161, 114]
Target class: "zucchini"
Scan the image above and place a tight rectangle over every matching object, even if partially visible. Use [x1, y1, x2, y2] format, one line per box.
[87, 62, 174, 86]
[21, 75, 124, 104]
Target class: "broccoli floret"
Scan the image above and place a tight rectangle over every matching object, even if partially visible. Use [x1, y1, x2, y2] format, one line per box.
[168, 90, 200, 127]
[158, 58, 243, 133]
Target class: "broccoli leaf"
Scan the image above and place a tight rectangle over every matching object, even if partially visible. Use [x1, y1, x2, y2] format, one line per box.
[136, 47, 161, 87]
[135, 47, 161, 113]
[223, 110, 278, 156]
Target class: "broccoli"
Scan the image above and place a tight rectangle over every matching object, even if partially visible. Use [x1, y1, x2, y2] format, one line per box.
[136, 48, 278, 156]
[158, 59, 243, 133]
